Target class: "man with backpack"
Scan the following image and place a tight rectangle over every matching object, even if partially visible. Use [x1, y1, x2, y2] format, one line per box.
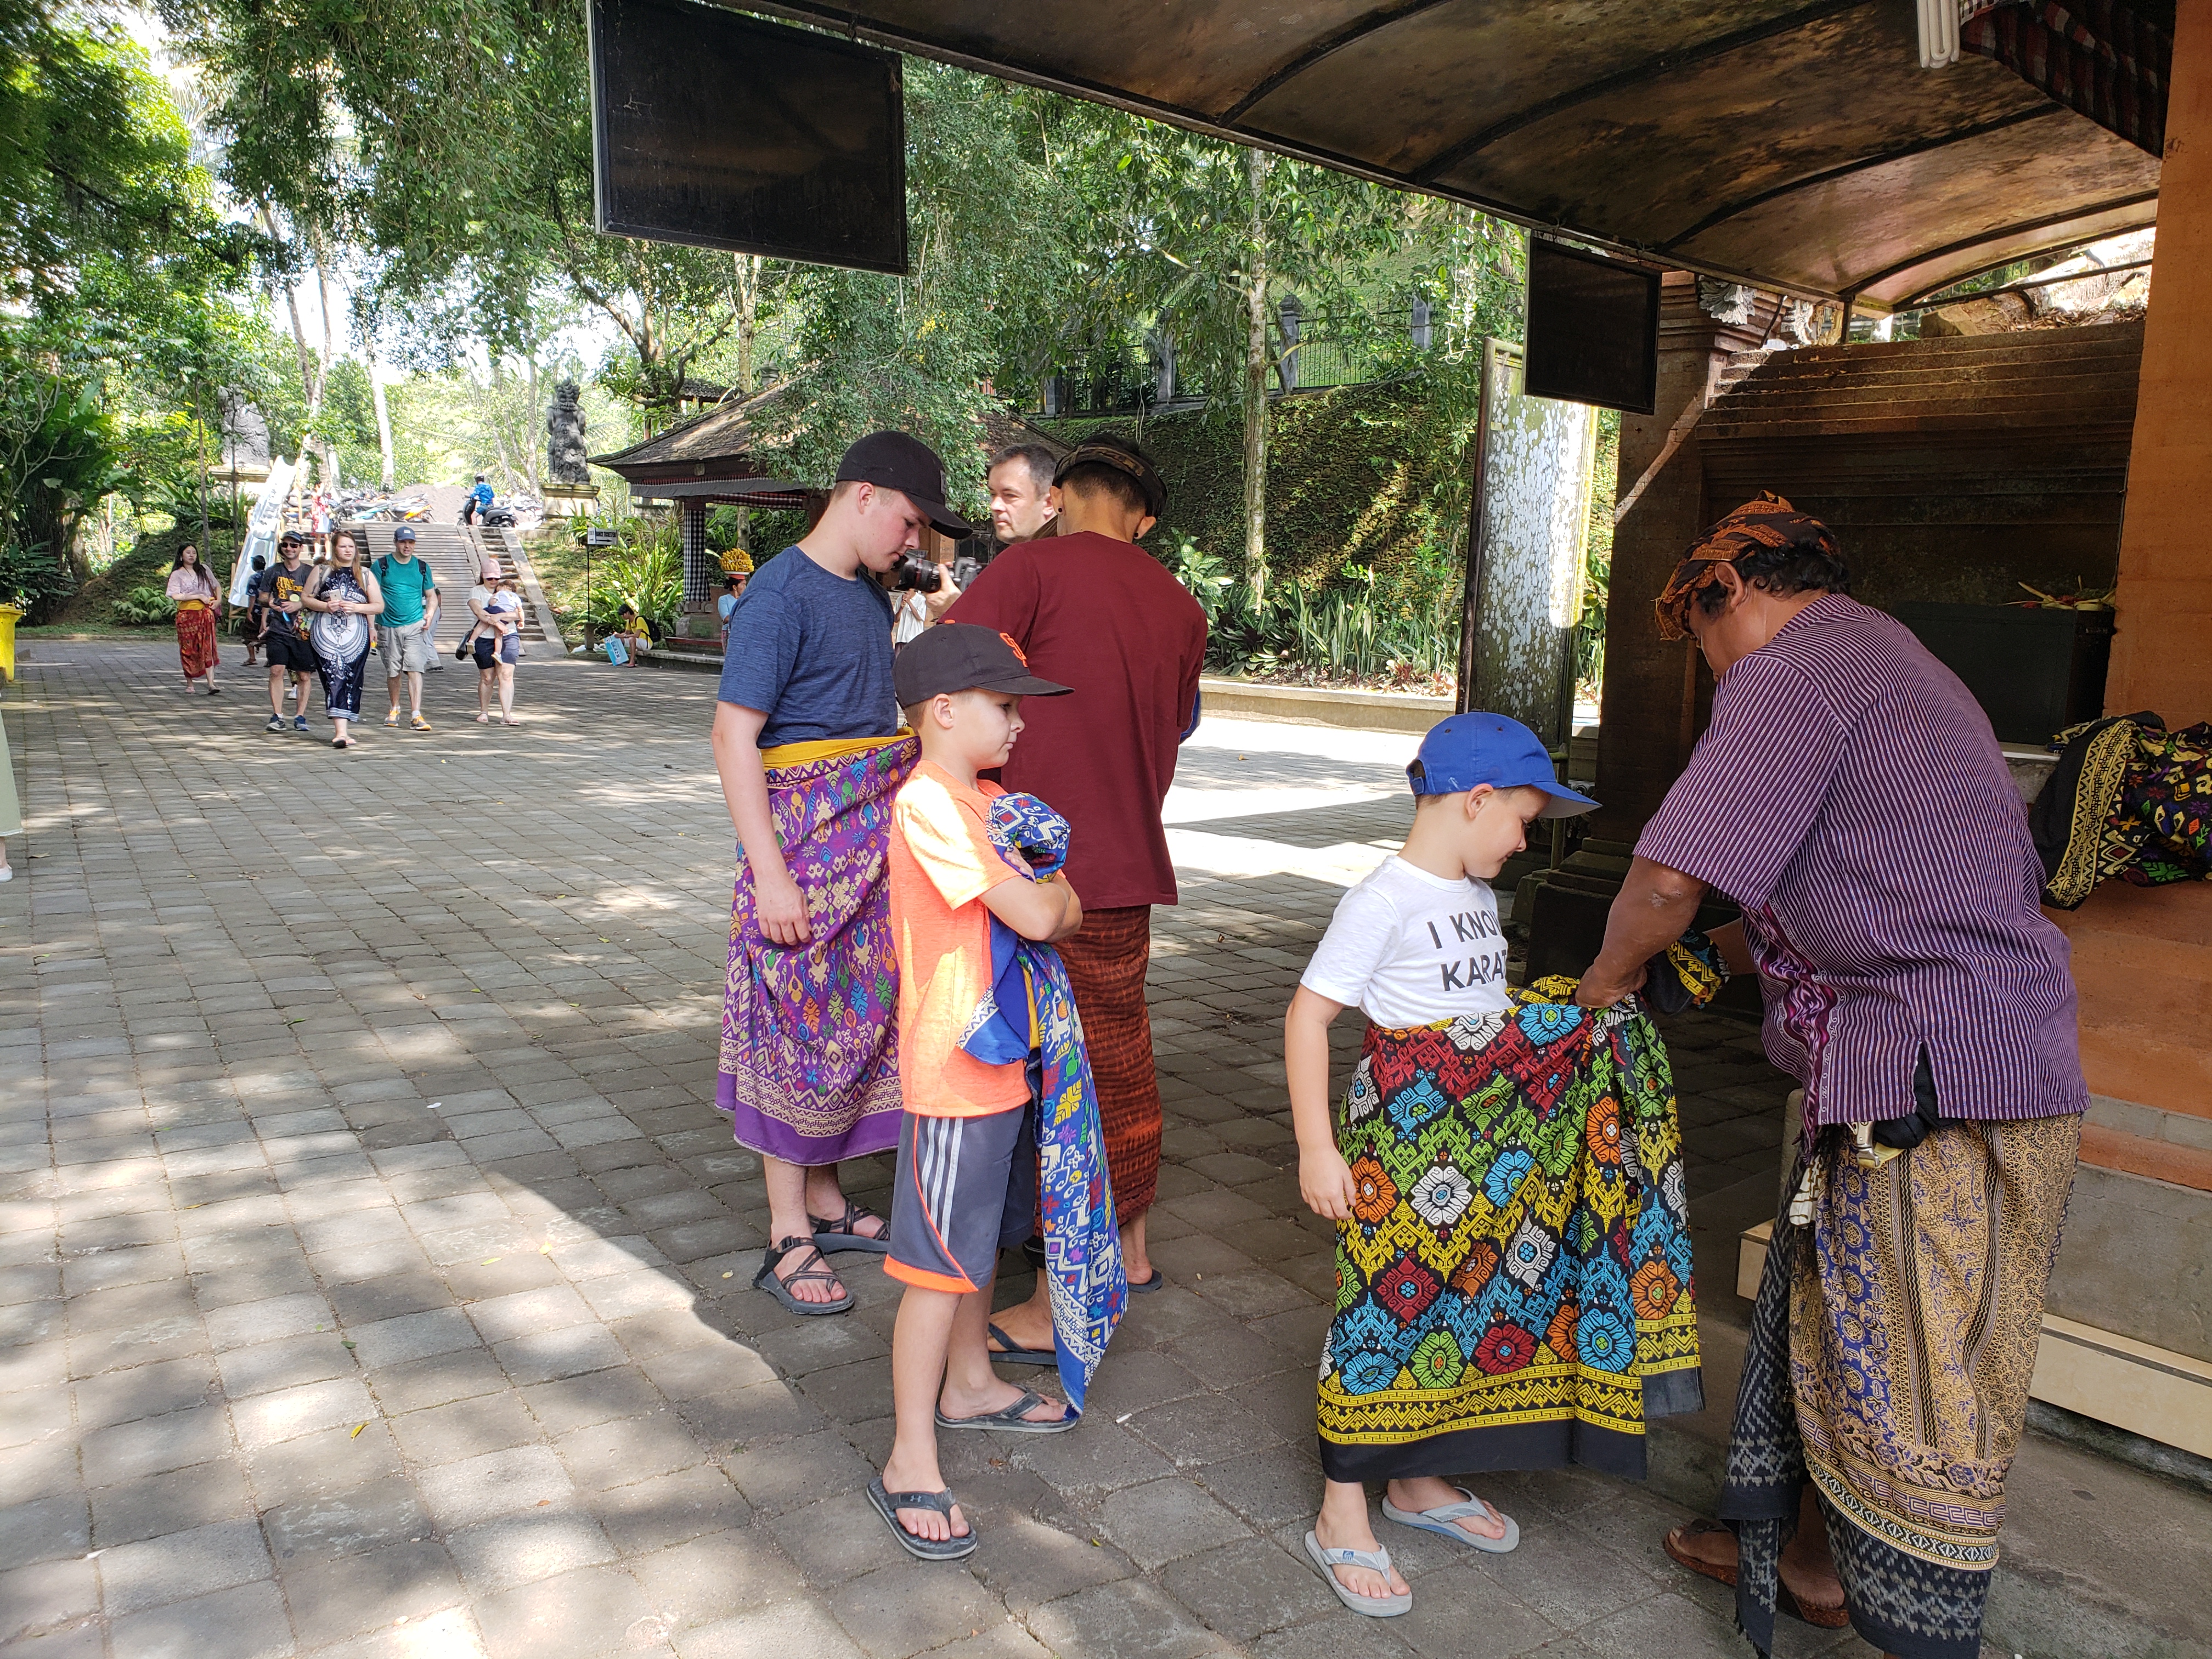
[375, 524, 441, 730]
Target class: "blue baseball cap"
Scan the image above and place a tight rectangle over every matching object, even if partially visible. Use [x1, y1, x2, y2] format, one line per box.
[1408, 712, 1599, 819]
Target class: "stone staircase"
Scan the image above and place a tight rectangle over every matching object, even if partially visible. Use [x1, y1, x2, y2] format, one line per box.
[352, 522, 564, 652]
[1701, 322, 2144, 443]
[1690, 321, 2143, 611]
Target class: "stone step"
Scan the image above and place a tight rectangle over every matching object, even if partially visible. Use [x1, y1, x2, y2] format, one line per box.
[351, 523, 552, 645]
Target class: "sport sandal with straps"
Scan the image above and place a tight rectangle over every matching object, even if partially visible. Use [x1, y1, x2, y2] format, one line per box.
[867, 1477, 978, 1561]
[810, 1200, 892, 1254]
[752, 1237, 853, 1316]
[1303, 1531, 1412, 1617]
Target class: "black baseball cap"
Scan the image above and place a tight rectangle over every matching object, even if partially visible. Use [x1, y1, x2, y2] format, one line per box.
[894, 623, 1071, 706]
[393, 525, 417, 543]
[1053, 439, 1167, 518]
[278, 531, 306, 549]
[834, 432, 974, 538]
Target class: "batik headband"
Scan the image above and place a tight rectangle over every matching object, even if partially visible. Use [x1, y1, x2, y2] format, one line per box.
[1653, 492, 1840, 641]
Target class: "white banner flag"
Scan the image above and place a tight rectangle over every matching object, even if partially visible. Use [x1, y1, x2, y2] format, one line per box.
[230, 456, 296, 605]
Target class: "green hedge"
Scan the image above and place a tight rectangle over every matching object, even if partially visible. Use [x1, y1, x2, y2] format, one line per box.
[1040, 374, 1483, 595]
[61, 522, 241, 627]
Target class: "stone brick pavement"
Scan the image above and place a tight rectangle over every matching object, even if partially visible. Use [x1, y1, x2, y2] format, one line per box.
[3, 641, 2204, 1659]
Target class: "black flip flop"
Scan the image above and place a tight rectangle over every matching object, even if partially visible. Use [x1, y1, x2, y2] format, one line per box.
[811, 1200, 892, 1255]
[866, 1477, 977, 1561]
[753, 1236, 853, 1316]
[1128, 1268, 1166, 1294]
[935, 1386, 1077, 1435]
[985, 1322, 1056, 1367]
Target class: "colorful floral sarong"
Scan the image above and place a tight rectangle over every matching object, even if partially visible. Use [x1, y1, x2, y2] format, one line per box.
[1317, 969, 1709, 1485]
[716, 734, 918, 1164]
[1723, 1113, 2081, 1659]
[961, 792, 1126, 1414]
[175, 605, 219, 680]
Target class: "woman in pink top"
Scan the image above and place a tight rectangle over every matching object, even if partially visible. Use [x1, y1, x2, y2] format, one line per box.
[165, 544, 223, 695]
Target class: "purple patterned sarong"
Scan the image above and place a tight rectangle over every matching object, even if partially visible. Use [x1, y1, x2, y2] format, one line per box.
[716, 735, 919, 1164]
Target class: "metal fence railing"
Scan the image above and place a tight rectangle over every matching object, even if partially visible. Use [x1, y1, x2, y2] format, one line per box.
[1034, 304, 1427, 416]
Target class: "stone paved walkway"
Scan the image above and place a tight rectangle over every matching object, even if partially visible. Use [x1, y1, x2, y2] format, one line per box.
[4, 641, 2204, 1659]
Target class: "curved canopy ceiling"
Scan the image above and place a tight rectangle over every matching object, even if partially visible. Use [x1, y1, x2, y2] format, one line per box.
[738, 0, 2160, 309]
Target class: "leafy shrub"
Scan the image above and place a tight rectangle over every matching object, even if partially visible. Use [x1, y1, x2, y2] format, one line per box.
[568, 522, 681, 637]
[0, 540, 73, 610]
[110, 584, 177, 626]
[1167, 531, 1459, 684]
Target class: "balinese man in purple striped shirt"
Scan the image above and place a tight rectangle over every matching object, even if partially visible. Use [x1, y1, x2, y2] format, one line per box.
[1576, 495, 2085, 1659]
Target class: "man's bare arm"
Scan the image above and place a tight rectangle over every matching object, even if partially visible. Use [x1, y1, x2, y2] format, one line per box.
[711, 702, 810, 946]
[1576, 855, 1708, 1008]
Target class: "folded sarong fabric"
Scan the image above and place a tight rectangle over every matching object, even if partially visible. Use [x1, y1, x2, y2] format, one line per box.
[962, 793, 1126, 1414]
[716, 735, 918, 1165]
[1318, 973, 1708, 1485]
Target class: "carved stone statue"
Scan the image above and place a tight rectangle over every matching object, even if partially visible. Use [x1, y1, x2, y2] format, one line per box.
[218, 388, 273, 479]
[546, 381, 589, 486]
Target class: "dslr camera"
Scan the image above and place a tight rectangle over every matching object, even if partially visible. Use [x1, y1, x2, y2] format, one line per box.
[891, 554, 943, 592]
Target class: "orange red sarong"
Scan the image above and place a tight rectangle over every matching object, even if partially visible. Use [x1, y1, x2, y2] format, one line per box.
[1057, 904, 1163, 1216]
[176, 604, 219, 680]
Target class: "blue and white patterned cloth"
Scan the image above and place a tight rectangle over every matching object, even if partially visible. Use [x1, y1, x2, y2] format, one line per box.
[959, 793, 1125, 1413]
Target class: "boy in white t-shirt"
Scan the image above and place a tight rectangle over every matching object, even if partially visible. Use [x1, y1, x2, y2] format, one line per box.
[1286, 712, 1598, 1617]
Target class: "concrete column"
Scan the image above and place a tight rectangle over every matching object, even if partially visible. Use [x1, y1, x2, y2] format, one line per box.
[1521, 273, 1771, 984]
[2047, 2, 2212, 1167]
[2107, 10, 2211, 726]
[1586, 273, 1772, 843]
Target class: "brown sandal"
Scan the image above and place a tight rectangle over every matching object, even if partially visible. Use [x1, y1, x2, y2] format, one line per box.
[1663, 1520, 1738, 1588]
[1662, 1521, 1851, 1630]
[752, 1236, 853, 1316]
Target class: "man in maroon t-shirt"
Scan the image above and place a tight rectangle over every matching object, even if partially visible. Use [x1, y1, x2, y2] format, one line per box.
[945, 433, 1206, 1358]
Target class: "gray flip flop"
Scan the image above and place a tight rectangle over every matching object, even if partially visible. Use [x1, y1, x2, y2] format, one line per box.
[986, 1322, 1057, 1367]
[866, 1477, 977, 1561]
[1303, 1531, 1412, 1617]
[1380, 1485, 1519, 1553]
[935, 1386, 1077, 1434]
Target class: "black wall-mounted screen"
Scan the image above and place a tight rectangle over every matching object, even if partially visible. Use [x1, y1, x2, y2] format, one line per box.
[588, 0, 908, 274]
[1523, 239, 1660, 415]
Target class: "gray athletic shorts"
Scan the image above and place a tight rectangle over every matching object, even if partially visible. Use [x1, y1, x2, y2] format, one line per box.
[885, 1098, 1037, 1294]
[377, 622, 438, 676]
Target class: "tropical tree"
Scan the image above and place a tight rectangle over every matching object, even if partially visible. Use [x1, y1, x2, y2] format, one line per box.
[1054, 117, 1409, 583]
[0, 1, 265, 600]
[167, 0, 777, 426]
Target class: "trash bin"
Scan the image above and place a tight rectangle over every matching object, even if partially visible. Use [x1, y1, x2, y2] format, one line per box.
[0, 604, 20, 682]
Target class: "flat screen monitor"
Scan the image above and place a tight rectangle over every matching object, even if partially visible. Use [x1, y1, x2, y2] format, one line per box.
[588, 0, 908, 274]
[1523, 239, 1660, 415]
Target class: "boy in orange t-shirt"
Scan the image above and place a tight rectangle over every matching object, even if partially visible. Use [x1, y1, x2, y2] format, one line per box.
[872, 625, 1084, 1561]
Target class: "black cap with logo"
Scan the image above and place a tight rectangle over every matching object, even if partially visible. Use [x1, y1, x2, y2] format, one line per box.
[894, 623, 1071, 707]
[834, 432, 974, 539]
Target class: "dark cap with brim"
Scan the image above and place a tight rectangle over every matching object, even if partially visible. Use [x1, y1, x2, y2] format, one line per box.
[1053, 441, 1167, 518]
[895, 623, 1071, 706]
[835, 430, 974, 539]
